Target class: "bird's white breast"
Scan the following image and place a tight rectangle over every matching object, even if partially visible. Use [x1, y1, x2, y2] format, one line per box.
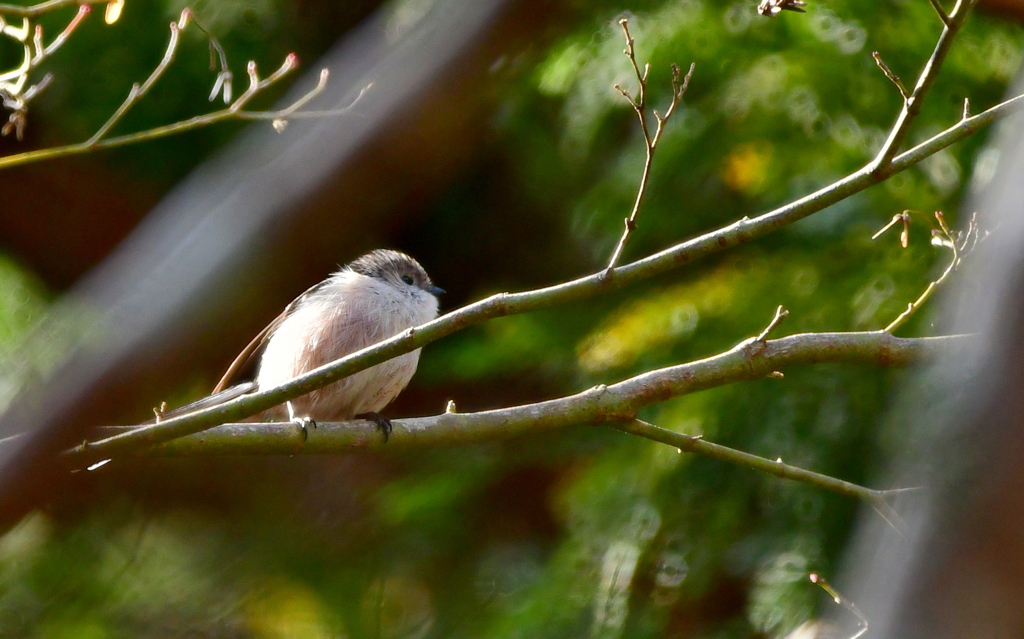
[256, 270, 439, 420]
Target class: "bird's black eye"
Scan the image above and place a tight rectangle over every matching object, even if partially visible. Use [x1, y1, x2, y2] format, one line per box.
[401, 275, 414, 285]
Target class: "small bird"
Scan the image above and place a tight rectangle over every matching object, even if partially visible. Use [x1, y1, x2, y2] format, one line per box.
[165, 249, 443, 439]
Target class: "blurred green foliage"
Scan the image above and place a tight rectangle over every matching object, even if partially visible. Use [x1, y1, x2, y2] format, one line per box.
[0, 0, 1021, 637]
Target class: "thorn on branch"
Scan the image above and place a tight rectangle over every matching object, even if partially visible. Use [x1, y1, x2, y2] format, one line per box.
[962, 97, 970, 120]
[872, 52, 910, 101]
[757, 0, 808, 17]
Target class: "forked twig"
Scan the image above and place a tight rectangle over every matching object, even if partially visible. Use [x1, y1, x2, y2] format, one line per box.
[0, 0, 109, 19]
[927, 0, 953, 26]
[0, 8, 373, 170]
[869, 0, 978, 174]
[606, 18, 695, 272]
[0, 3, 91, 139]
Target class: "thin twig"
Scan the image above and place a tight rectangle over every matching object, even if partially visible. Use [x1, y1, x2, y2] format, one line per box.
[0, 0, 108, 18]
[0, 74, 364, 168]
[926, 0, 953, 27]
[810, 574, 870, 639]
[613, 419, 910, 513]
[883, 211, 981, 333]
[606, 17, 695, 272]
[86, 21, 182, 146]
[38, 4, 89, 59]
[755, 305, 789, 343]
[872, 52, 910, 101]
[621, 421, 910, 533]
[85, 10, 271, 146]
[0, 3, 91, 139]
[0, 52, 368, 169]
[0, 8, 369, 167]
[869, 0, 977, 174]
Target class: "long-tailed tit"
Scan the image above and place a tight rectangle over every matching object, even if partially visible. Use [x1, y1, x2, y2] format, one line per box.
[169, 249, 443, 439]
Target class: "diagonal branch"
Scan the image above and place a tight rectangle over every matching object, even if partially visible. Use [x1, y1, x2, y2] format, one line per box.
[85, 19, 184, 146]
[927, 0, 953, 27]
[612, 419, 907, 509]
[869, 0, 977, 174]
[63, 83, 1024, 461]
[872, 51, 910, 101]
[0, 0, 109, 18]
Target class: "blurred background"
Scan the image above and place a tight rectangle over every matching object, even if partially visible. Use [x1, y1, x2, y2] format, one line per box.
[0, 0, 1021, 636]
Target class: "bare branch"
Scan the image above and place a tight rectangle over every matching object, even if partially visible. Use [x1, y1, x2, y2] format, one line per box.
[613, 419, 909, 515]
[55, 85, 1024, 461]
[84, 11, 298, 147]
[0, 0, 108, 19]
[68, 331, 966, 466]
[869, 0, 978, 174]
[0, 3, 91, 140]
[882, 211, 983, 333]
[755, 305, 789, 343]
[76, 331, 963, 509]
[810, 574, 870, 639]
[607, 18, 695, 271]
[43, 0, 1016, 463]
[872, 51, 910, 101]
[0, 8, 370, 168]
[85, 20, 182, 146]
[926, 0, 953, 27]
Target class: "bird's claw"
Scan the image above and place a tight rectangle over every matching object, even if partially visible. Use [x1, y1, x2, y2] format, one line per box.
[286, 400, 317, 441]
[292, 416, 317, 441]
[356, 412, 392, 443]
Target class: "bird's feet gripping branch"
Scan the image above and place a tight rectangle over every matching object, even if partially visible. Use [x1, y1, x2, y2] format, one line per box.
[356, 412, 393, 443]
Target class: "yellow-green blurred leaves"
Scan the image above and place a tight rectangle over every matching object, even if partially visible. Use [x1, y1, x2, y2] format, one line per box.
[246, 579, 342, 639]
[722, 141, 775, 195]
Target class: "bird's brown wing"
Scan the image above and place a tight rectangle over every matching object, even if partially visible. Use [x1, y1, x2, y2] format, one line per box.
[151, 381, 257, 422]
[212, 279, 328, 393]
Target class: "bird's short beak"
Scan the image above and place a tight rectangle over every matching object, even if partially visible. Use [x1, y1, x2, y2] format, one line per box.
[426, 285, 445, 296]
